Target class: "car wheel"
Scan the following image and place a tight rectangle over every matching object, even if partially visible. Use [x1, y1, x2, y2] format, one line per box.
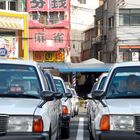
[49, 127, 52, 140]
[61, 126, 70, 139]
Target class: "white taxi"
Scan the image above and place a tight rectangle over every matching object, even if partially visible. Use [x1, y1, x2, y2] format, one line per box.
[91, 62, 140, 140]
[0, 59, 62, 140]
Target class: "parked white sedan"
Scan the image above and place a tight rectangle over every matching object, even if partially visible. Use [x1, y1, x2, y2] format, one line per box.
[67, 87, 80, 116]
[0, 59, 62, 140]
[53, 76, 72, 139]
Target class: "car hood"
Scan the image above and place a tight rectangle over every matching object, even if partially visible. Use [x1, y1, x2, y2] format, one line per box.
[105, 99, 140, 114]
[0, 98, 41, 115]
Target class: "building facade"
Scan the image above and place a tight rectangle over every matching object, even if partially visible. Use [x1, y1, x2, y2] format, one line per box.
[26, 0, 71, 63]
[70, 0, 99, 63]
[93, 0, 140, 63]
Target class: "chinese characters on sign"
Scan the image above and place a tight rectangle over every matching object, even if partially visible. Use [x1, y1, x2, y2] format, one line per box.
[51, 0, 67, 9]
[53, 33, 64, 43]
[27, 0, 68, 11]
[30, 0, 46, 8]
[34, 32, 64, 44]
[29, 28, 68, 51]
[35, 33, 46, 43]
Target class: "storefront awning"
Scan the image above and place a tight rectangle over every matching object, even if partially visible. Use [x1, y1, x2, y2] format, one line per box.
[40, 62, 113, 73]
[60, 63, 112, 72]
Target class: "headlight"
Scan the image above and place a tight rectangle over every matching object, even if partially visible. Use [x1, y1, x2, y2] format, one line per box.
[7, 116, 33, 132]
[110, 115, 134, 131]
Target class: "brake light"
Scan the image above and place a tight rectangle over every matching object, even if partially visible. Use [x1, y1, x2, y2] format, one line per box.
[100, 115, 110, 131]
[62, 106, 68, 115]
[33, 116, 43, 132]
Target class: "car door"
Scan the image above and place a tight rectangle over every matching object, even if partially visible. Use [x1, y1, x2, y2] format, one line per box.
[43, 71, 60, 137]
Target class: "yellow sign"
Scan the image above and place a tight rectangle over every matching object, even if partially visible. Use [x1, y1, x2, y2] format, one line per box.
[33, 51, 65, 62]
[33, 51, 44, 62]
[56, 51, 64, 62]
[44, 52, 55, 62]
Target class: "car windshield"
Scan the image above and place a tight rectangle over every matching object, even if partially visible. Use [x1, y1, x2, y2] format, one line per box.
[0, 64, 41, 98]
[106, 67, 140, 99]
[98, 76, 107, 90]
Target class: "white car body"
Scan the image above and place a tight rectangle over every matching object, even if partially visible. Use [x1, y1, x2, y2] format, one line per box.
[53, 76, 72, 115]
[53, 76, 72, 139]
[69, 88, 79, 116]
[0, 59, 61, 140]
[90, 62, 140, 140]
[87, 73, 108, 133]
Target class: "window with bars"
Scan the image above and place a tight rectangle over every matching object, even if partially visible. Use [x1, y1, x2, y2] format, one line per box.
[0, 0, 17, 11]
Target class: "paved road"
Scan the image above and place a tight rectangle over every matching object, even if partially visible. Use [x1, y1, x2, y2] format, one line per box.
[62, 107, 91, 140]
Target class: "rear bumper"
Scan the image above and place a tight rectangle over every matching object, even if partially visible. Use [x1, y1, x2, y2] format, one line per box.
[95, 131, 140, 140]
[0, 132, 49, 140]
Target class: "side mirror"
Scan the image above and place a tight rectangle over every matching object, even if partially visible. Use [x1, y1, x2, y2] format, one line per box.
[41, 91, 55, 101]
[55, 92, 63, 99]
[92, 90, 105, 100]
[65, 92, 72, 98]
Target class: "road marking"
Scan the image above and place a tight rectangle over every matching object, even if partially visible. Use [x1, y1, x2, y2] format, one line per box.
[76, 117, 84, 140]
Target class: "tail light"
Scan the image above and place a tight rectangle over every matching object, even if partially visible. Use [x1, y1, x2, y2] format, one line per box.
[100, 115, 110, 131]
[62, 105, 68, 115]
[33, 116, 43, 132]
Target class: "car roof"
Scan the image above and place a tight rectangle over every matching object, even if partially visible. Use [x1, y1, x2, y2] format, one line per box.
[53, 76, 63, 80]
[113, 61, 140, 69]
[0, 58, 38, 66]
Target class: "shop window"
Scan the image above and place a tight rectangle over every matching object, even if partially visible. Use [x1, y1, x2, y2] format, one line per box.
[0, 0, 17, 11]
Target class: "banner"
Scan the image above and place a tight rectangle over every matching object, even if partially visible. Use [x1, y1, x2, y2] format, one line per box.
[0, 36, 18, 58]
[29, 28, 69, 51]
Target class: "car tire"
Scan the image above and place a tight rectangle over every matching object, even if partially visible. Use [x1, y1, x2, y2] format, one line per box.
[56, 120, 61, 140]
[61, 126, 70, 139]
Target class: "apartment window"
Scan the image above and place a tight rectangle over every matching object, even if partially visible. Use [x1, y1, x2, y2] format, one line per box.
[119, 9, 140, 26]
[0, 0, 17, 11]
[109, 16, 114, 29]
[78, 0, 86, 4]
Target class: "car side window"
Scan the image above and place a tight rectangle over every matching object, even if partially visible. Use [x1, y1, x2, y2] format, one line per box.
[39, 68, 49, 91]
[54, 79, 65, 93]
